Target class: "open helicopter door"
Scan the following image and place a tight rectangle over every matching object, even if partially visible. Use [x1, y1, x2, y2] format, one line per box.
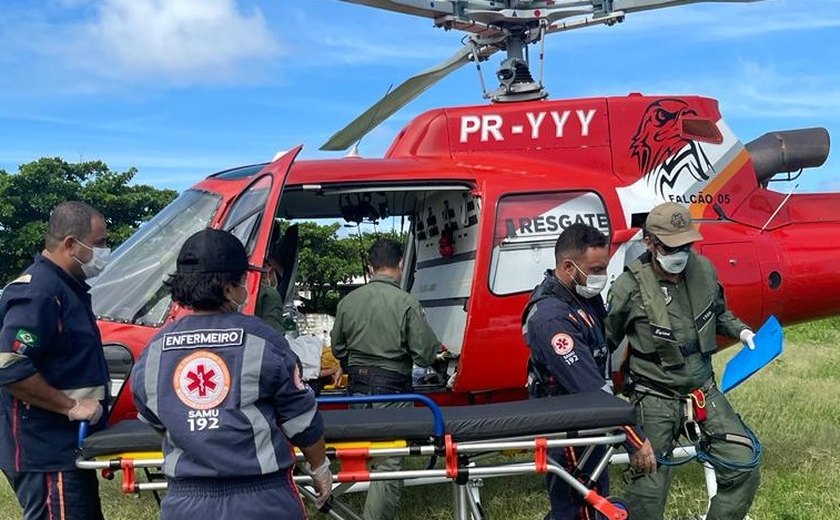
[220, 146, 302, 315]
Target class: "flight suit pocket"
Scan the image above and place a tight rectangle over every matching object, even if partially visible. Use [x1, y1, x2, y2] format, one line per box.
[629, 321, 658, 355]
[701, 388, 746, 439]
[634, 394, 682, 455]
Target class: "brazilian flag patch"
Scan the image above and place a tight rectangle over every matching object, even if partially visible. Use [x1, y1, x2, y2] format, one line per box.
[15, 329, 38, 348]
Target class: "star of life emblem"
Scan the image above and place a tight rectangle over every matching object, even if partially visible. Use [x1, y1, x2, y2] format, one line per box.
[551, 333, 575, 356]
[173, 350, 231, 410]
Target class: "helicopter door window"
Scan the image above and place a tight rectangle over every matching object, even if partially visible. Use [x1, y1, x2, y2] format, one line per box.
[489, 191, 610, 296]
[222, 175, 272, 254]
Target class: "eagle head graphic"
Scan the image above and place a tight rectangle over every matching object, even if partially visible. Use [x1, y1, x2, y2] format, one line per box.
[630, 98, 714, 197]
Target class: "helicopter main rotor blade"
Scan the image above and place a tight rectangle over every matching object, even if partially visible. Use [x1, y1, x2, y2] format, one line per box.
[320, 44, 497, 151]
[337, 0, 456, 19]
[611, 0, 764, 13]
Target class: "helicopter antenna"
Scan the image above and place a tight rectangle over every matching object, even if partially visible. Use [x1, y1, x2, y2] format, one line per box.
[345, 142, 362, 159]
[760, 182, 799, 234]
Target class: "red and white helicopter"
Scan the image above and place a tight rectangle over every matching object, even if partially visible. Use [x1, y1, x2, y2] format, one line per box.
[89, 0, 837, 424]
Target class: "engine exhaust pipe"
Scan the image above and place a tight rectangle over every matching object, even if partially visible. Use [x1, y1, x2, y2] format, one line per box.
[745, 128, 830, 184]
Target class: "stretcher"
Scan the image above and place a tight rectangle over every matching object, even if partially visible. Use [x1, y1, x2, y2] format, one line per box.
[77, 392, 642, 520]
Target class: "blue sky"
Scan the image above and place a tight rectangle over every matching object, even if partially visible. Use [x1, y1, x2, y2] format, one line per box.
[1, 0, 838, 193]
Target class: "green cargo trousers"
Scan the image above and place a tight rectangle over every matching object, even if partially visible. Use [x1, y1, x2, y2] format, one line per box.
[625, 386, 761, 520]
[351, 397, 410, 520]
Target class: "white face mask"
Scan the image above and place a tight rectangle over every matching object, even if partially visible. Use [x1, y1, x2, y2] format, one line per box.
[73, 240, 111, 279]
[231, 282, 249, 312]
[571, 262, 608, 299]
[657, 250, 689, 274]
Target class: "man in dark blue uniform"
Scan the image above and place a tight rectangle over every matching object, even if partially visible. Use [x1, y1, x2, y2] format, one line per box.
[131, 228, 332, 519]
[522, 223, 655, 520]
[0, 201, 111, 520]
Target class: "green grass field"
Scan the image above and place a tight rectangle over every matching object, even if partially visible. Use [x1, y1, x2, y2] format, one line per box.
[3, 318, 839, 519]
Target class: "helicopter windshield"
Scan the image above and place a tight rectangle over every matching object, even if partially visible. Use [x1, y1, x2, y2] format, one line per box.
[90, 189, 222, 325]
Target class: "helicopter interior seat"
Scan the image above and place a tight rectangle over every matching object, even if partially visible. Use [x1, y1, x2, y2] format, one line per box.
[270, 223, 299, 307]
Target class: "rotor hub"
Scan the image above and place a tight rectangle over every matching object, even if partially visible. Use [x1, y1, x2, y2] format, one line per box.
[490, 57, 547, 102]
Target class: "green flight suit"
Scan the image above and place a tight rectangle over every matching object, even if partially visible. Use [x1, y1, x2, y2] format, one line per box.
[331, 274, 440, 520]
[606, 251, 761, 520]
[255, 282, 285, 333]
[331, 274, 439, 377]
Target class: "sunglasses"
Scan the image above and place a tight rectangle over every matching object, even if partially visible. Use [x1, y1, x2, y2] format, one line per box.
[655, 241, 693, 254]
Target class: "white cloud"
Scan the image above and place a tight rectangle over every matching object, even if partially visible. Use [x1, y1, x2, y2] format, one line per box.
[1, 0, 284, 88]
[86, 0, 282, 83]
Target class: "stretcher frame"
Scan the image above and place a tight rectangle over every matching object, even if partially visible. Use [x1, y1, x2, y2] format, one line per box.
[76, 393, 715, 520]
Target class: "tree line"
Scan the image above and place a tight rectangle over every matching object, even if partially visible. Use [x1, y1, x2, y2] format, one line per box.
[0, 158, 177, 282]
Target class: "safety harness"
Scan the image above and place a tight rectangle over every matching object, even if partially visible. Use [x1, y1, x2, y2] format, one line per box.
[624, 253, 761, 470]
[522, 271, 608, 398]
[630, 377, 761, 470]
[625, 252, 718, 369]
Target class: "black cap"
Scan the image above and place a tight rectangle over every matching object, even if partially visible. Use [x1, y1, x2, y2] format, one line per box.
[177, 229, 248, 274]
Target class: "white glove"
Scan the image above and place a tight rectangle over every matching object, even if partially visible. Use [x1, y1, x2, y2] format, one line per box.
[308, 459, 333, 508]
[740, 329, 756, 351]
[68, 399, 103, 425]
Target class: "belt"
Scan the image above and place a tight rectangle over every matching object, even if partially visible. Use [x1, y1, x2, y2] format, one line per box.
[167, 471, 288, 495]
[632, 377, 715, 400]
[348, 366, 412, 394]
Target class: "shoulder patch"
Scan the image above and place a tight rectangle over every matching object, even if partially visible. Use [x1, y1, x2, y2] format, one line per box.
[551, 333, 575, 356]
[173, 350, 231, 410]
[12, 329, 39, 353]
[15, 329, 38, 346]
[11, 274, 32, 284]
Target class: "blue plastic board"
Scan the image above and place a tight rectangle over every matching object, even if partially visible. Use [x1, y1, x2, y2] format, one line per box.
[720, 315, 784, 393]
